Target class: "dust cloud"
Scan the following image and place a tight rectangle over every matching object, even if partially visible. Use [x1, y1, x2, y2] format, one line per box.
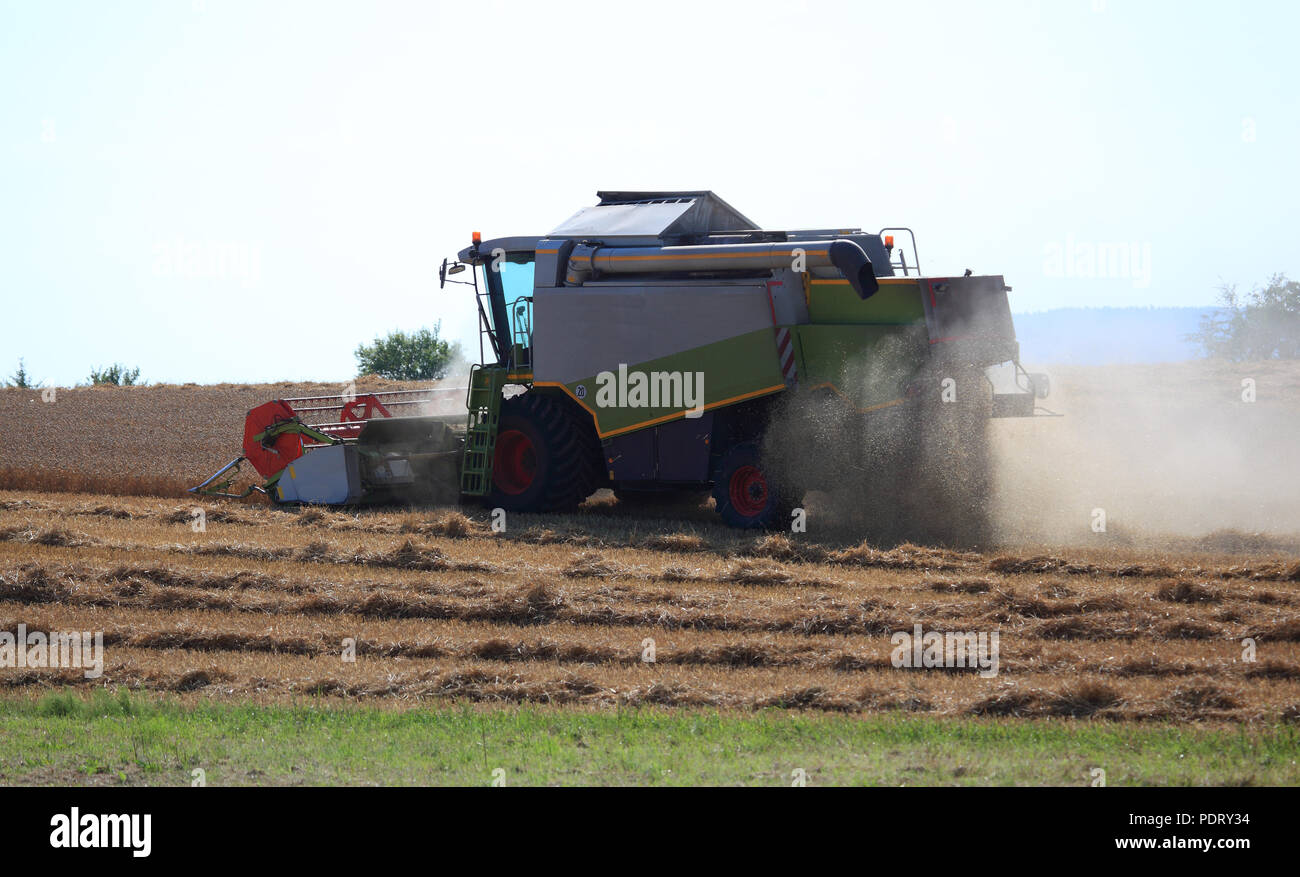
[767, 349, 1300, 552]
[989, 360, 1300, 549]
[765, 334, 995, 547]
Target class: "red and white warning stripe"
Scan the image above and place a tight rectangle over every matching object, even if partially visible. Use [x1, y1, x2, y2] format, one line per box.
[774, 326, 798, 387]
[765, 280, 799, 389]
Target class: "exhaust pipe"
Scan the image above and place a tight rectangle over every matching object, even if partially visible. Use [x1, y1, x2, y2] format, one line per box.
[566, 239, 879, 300]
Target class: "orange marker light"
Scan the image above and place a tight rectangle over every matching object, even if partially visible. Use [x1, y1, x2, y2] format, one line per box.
[472, 231, 482, 245]
[884, 235, 895, 248]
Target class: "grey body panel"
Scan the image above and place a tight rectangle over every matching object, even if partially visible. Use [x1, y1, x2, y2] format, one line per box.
[551, 202, 698, 245]
[551, 191, 757, 243]
[277, 445, 363, 505]
[532, 280, 778, 384]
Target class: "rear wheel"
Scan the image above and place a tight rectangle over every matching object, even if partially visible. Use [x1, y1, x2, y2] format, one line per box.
[711, 442, 793, 529]
[488, 392, 600, 512]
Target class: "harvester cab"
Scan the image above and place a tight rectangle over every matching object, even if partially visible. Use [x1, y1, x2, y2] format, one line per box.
[196, 190, 1050, 534]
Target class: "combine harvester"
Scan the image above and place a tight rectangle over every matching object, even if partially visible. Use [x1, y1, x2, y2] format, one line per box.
[194, 191, 1049, 530]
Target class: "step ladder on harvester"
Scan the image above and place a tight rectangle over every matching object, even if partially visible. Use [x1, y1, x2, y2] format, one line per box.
[460, 295, 533, 497]
[460, 364, 506, 496]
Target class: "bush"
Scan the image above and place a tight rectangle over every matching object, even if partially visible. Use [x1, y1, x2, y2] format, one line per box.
[354, 322, 461, 381]
[87, 364, 142, 386]
[5, 358, 40, 389]
[1189, 274, 1300, 360]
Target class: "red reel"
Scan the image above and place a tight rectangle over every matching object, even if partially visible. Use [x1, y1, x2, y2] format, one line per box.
[242, 400, 306, 479]
[339, 394, 393, 424]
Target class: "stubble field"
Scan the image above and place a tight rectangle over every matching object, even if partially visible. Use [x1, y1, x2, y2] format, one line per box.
[2, 491, 1298, 722]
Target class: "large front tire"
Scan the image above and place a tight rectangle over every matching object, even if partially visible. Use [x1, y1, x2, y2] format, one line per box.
[488, 392, 599, 512]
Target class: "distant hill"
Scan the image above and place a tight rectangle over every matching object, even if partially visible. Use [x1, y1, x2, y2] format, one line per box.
[1011, 306, 1220, 365]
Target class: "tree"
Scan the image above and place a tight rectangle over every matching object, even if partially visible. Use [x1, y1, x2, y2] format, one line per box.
[6, 358, 41, 389]
[1188, 274, 1300, 361]
[87, 364, 142, 386]
[355, 323, 462, 381]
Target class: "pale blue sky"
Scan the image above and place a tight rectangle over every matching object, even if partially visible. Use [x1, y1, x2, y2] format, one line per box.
[3, 0, 1296, 385]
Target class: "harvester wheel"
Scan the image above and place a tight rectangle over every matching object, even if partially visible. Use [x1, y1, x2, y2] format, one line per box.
[711, 442, 793, 529]
[564, 402, 605, 500]
[488, 392, 599, 513]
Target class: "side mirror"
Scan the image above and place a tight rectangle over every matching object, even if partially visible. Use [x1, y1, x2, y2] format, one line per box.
[438, 258, 467, 288]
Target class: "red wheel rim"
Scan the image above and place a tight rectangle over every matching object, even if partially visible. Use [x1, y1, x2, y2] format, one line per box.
[728, 464, 769, 517]
[493, 429, 537, 495]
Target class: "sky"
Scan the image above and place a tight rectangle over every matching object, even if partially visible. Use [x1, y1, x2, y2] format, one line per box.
[2, 0, 1297, 386]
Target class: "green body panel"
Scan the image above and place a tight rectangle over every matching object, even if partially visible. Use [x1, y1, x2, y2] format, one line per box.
[795, 323, 930, 409]
[798, 278, 929, 409]
[807, 279, 925, 324]
[551, 328, 786, 437]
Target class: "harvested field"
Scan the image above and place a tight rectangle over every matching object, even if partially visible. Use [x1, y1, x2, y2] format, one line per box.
[1, 490, 1297, 722]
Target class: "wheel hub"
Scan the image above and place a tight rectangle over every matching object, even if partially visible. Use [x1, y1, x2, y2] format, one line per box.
[729, 464, 769, 517]
[493, 429, 537, 495]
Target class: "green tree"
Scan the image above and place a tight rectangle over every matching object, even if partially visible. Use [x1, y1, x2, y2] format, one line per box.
[87, 364, 142, 386]
[354, 323, 462, 380]
[1189, 274, 1300, 361]
[6, 358, 41, 389]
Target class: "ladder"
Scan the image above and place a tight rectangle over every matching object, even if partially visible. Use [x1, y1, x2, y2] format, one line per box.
[460, 364, 506, 496]
[509, 296, 533, 373]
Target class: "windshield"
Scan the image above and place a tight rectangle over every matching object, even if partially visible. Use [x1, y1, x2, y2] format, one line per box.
[498, 259, 535, 310]
[478, 256, 535, 364]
